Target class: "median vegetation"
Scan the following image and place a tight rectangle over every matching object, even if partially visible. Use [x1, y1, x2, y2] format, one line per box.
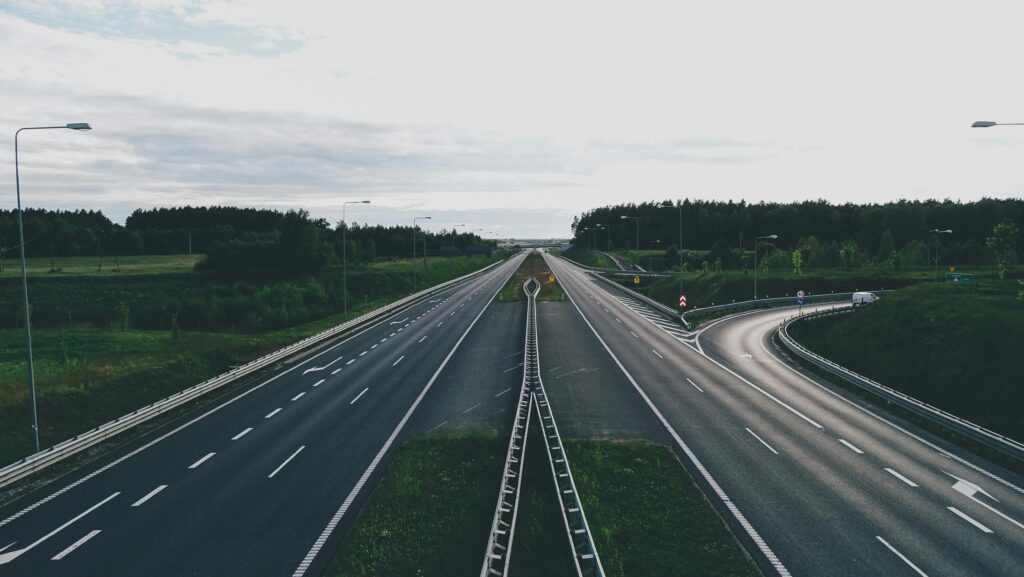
[788, 281, 1024, 442]
[326, 436, 760, 577]
[498, 251, 564, 302]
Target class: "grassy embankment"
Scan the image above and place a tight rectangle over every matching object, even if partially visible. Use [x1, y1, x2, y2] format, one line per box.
[0, 254, 204, 278]
[0, 254, 503, 465]
[327, 435, 760, 577]
[497, 252, 564, 302]
[559, 247, 616, 269]
[788, 280, 1024, 442]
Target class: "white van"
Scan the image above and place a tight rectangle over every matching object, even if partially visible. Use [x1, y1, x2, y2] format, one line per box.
[852, 292, 879, 306]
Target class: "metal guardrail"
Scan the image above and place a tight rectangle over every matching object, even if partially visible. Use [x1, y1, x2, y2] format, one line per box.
[481, 277, 603, 577]
[681, 292, 870, 329]
[0, 257, 512, 490]
[778, 308, 1024, 462]
[481, 278, 536, 577]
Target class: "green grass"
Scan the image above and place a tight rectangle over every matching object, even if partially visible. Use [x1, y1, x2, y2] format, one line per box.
[327, 434, 504, 577]
[0, 254, 203, 278]
[561, 248, 616, 269]
[566, 440, 760, 577]
[498, 253, 564, 302]
[788, 281, 1024, 442]
[327, 435, 760, 577]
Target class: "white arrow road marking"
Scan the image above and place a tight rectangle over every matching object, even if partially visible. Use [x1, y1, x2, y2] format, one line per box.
[268, 446, 305, 478]
[946, 472, 1024, 531]
[948, 507, 994, 533]
[302, 356, 344, 375]
[876, 536, 929, 577]
[51, 530, 102, 561]
[132, 485, 168, 507]
[0, 492, 119, 565]
[389, 317, 409, 325]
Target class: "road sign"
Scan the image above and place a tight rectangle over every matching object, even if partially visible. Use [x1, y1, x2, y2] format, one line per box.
[797, 290, 805, 298]
[633, 275, 640, 284]
[549, 274, 555, 282]
[679, 295, 687, 308]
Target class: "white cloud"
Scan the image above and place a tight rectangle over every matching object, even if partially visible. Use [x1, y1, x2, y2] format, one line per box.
[1, 2, 1023, 237]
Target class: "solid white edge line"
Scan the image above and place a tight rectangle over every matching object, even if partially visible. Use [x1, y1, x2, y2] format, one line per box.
[393, 356, 405, 367]
[131, 485, 168, 507]
[549, 256, 792, 577]
[745, 428, 780, 455]
[876, 535, 929, 577]
[51, 529, 102, 561]
[188, 452, 216, 469]
[884, 467, 919, 487]
[232, 427, 253, 441]
[350, 388, 369, 405]
[838, 438, 864, 454]
[291, 255, 523, 577]
[268, 446, 306, 478]
[947, 506, 994, 533]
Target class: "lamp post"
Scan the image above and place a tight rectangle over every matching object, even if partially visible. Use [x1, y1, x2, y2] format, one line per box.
[342, 200, 370, 319]
[928, 228, 952, 283]
[971, 120, 1024, 128]
[412, 216, 431, 289]
[753, 234, 778, 300]
[661, 201, 684, 295]
[620, 215, 639, 269]
[15, 122, 92, 453]
[450, 224, 466, 251]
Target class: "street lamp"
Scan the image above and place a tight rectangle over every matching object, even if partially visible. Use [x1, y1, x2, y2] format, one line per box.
[661, 201, 684, 295]
[928, 228, 952, 283]
[620, 215, 639, 268]
[753, 234, 778, 300]
[15, 122, 92, 453]
[341, 200, 370, 319]
[972, 120, 1024, 128]
[412, 216, 431, 289]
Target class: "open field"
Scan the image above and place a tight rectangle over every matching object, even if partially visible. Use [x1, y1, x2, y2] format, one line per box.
[327, 436, 760, 577]
[0, 253, 204, 278]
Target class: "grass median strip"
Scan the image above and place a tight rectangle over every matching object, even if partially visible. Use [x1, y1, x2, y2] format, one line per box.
[327, 435, 761, 577]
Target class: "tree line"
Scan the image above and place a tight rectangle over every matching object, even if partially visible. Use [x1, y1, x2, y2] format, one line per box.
[571, 198, 1023, 270]
[1, 206, 492, 275]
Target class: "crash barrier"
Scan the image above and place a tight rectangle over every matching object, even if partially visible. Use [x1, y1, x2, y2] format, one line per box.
[778, 308, 1024, 462]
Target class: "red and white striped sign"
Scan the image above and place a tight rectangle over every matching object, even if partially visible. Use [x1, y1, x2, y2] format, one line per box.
[679, 295, 687, 308]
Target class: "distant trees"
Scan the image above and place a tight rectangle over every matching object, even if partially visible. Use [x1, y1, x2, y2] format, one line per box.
[571, 198, 1024, 271]
[986, 222, 1020, 280]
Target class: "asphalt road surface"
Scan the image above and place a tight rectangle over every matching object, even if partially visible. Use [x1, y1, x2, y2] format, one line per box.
[0, 253, 524, 577]
[544, 252, 1024, 577]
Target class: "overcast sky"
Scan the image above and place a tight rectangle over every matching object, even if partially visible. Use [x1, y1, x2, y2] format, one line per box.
[3, 1, 1023, 238]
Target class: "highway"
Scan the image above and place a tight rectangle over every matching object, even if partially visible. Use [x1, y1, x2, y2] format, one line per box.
[0, 253, 525, 577]
[543, 252, 1024, 577]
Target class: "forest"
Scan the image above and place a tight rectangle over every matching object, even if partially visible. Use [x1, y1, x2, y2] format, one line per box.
[571, 198, 1023, 270]
[0, 206, 492, 274]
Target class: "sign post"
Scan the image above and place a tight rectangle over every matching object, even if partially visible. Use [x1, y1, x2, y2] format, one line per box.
[796, 290, 806, 314]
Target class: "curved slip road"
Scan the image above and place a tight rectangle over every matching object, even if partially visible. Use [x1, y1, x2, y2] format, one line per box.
[545, 252, 1024, 577]
[0, 253, 525, 577]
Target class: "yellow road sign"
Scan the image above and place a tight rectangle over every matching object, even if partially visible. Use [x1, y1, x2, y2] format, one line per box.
[633, 275, 640, 284]
[549, 274, 555, 282]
